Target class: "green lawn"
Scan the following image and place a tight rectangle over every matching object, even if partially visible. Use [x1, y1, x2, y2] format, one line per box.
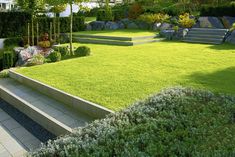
[73, 30, 158, 37]
[16, 42, 235, 111]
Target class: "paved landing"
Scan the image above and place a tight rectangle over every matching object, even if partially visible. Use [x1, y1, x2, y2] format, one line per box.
[0, 108, 40, 157]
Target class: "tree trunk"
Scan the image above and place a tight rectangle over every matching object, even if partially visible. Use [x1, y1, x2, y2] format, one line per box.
[69, 2, 73, 55]
[36, 22, 39, 45]
[53, 13, 57, 42]
[27, 23, 30, 45]
[58, 16, 60, 45]
[31, 15, 34, 46]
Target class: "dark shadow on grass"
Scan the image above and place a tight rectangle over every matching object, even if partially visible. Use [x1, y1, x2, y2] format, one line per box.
[208, 43, 235, 50]
[187, 67, 235, 95]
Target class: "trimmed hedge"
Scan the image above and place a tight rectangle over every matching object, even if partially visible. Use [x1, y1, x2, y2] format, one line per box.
[200, 5, 235, 16]
[0, 12, 85, 38]
[30, 87, 235, 157]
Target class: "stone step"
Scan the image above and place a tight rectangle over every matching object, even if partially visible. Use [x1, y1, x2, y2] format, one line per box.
[186, 34, 225, 38]
[191, 28, 229, 32]
[182, 39, 222, 45]
[74, 38, 161, 46]
[184, 36, 224, 42]
[188, 31, 227, 36]
[73, 34, 158, 41]
[0, 78, 93, 136]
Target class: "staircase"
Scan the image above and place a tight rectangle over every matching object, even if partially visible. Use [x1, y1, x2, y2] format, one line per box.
[73, 34, 162, 46]
[183, 28, 229, 45]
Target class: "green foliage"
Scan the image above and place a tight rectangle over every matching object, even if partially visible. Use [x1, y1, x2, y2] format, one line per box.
[138, 13, 170, 24]
[178, 13, 195, 28]
[97, 9, 113, 21]
[0, 69, 9, 78]
[74, 46, 91, 57]
[30, 87, 235, 156]
[53, 46, 69, 57]
[3, 51, 13, 69]
[0, 12, 85, 38]
[27, 54, 45, 66]
[49, 51, 61, 62]
[200, 4, 235, 16]
[3, 38, 22, 49]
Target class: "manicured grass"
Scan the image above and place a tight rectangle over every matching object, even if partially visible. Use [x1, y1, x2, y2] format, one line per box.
[73, 29, 158, 37]
[16, 42, 235, 111]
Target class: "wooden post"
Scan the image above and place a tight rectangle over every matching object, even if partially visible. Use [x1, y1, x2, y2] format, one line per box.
[27, 23, 30, 45]
[36, 22, 39, 45]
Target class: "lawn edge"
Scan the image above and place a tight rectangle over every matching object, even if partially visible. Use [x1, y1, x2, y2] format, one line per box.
[9, 69, 114, 119]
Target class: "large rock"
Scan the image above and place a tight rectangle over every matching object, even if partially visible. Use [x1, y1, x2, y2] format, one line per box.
[117, 21, 125, 29]
[127, 22, 138, 29]
[226, 30, 235, 44]
[135, 21, 150, 30]
[86, 24, 92, 31]
[160, 23, 172, 30]
[105, 22, 119, 30]
[160, 30, 175, 40]
[89, 21, 105, 31]
[194, 17, 224, 29]
[221, 16, 235, 29]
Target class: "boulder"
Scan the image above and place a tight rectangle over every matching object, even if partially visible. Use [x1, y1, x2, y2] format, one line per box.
[160, 23, 172, 30]
[89, 21, 105, 31]
[136, 21, 150, 30]
[86, 24, 92, 31]
[160, 30, 175, 40]
[194, 17, 224, 29]
[153, 22, 161, 31]
[172, 28, 189, 40]
[127, 22, 138, 29]
[221, 16, 235, 29]
[226, 30, 235, 44]
[117, 21, 125, 29]
[105, 21, 119, 30]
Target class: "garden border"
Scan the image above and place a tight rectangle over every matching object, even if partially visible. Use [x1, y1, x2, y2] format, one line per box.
[9, 69, 114, 119]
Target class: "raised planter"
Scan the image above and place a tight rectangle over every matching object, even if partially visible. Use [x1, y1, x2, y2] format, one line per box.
[9, 70, 114, 119]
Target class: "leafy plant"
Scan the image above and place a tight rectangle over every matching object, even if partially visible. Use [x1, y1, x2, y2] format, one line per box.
[53, 46, 69, 57]
[74, 46, 91, 57]
[29, 87, 235, 157]
[230, 23, 235, 31]
[138, 13, 170, 24]
[3, 51, 13, 69]
[178, 13, 195, 28]
[27, 54, 45, 66]
[0, 69, 9, 78]
[48, 51, 61, 62]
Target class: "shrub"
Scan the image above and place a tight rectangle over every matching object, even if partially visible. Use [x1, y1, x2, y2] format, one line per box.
[138, 13, 170, 24]
[3, 51, 13, 69]
[200, 4, 235, 17]
[0, 69, 9, 78]
[128, 3, 144, 19]
[96, 8, 113, 22]
[48, 51, 61, 62]
[74, 46, 91, 57]
[27, 54, 45, 66]
[178, 13, 195, 28]
[3, 37, 22, 49]
[30, 87, 235, 157]
[53, 46, 69, 57]
[38, 41, 51, 48]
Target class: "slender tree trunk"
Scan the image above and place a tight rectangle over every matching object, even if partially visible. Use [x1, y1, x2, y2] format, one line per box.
[50, 22, 53, 41]
[58, 16, 60, 45]
[69, 2, 73, 55]
[27, 23, 30, 45]
[31, 14, 34, 46]
[53, 13, 57, 42]
[36, 22, 39, 45]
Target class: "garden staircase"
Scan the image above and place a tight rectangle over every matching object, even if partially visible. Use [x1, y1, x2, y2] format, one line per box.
[183, 28, 229, 45]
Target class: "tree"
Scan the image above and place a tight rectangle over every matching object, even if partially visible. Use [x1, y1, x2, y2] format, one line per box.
[16, 0, 45, 46]
[46, 0, 89, 55]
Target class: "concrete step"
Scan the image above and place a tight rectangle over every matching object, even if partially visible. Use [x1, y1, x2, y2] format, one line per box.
[186, 34, 225, 38]
[188, 31, 227, 36]
[191, 28, 229, 32]
[0, 78, 93, 136]
[184, 36, 223, 42]
[182, 39, 222, 45]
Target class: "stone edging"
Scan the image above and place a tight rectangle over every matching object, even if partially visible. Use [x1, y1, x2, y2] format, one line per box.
[9, 69, 114, 119]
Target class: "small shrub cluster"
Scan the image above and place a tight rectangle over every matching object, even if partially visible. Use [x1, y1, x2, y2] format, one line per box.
[3, 37, 22, 48]
[138, 13, 170, 24]
[230, 23, 235, 31]
[38, 41, 51, 48]
[74, 46, 91, 57]
[27, 54, 45, 66]
[48, 51, 61, 62]
[53, 46, 69, 57]
[0, 69, 9, 78]
[3, 51, 14, 69]
[178, 13, 195, 28]
[30, 87, 235, 157]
